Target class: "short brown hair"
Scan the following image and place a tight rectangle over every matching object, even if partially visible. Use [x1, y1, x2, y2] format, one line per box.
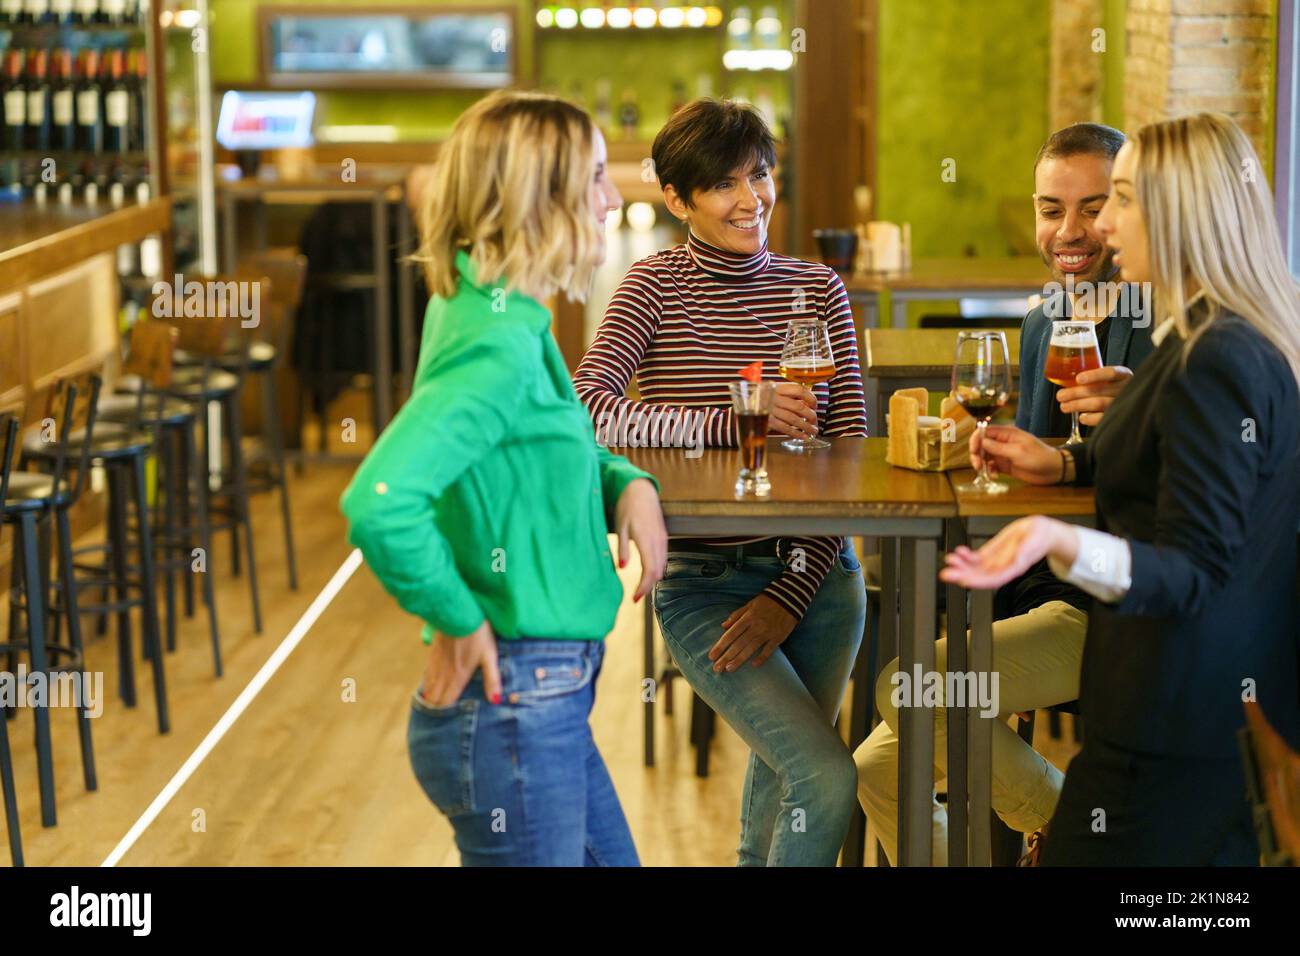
[1033, 122, 1126, 174]
[651, 98, 777, 206]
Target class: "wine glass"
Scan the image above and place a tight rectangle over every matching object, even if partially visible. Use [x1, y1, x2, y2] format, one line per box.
[1044, 320, 1103, 444]
[952, 330, 1011, 495]
[778, 318, 835, 452]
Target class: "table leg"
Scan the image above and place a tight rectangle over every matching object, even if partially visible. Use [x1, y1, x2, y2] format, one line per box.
[897, 535, 937, 866]
[220, 193, 237, 275]
[372, 196, 393, 433]
[644, 595, 656, 768]
[944, 518, 969, 866]
[892, 293, 908, 329]
[968, 575, 994, 867]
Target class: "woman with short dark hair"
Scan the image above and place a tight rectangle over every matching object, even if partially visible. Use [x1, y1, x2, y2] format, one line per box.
[575, 98, 869, 866]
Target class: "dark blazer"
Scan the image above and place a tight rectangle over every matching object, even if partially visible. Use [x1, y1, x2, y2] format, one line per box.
[1016, 289, 1156, 434]
[1072, 309, 1300, 757]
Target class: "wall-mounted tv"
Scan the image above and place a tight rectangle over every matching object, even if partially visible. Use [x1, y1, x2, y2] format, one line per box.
[258, 5, 515, 90]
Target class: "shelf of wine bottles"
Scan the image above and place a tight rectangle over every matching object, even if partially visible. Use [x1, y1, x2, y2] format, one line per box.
[2, 0, 152, 202]
[0, 0, 148, 30]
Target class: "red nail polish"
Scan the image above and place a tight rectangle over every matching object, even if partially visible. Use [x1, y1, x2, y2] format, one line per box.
[634, 593, 642, 603]
[490, 692, 501, 705]
[619, 558, 627, 569]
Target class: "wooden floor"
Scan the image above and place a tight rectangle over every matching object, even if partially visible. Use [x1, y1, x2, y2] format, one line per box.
[1, 462, 1078, 867]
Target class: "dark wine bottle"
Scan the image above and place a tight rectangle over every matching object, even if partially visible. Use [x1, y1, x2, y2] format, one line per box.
[25, 48, 51, 153]
[2, 0, 28, 25]
[1, 50, 27, 154]
[75, 48, 103, 154]
[50, 48, 76, 151]
[24, 0, 51, 25]
[127, 48, 146, 152]
[104, 48, 129, 153]
[0, 0, 23, 27]
[73, 0, 99, 26]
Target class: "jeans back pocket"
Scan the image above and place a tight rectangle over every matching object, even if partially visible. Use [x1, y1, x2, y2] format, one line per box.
[407, 691, 477, 817]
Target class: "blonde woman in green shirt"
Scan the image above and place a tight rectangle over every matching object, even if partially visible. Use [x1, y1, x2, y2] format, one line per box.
[340, 91, 667, 866]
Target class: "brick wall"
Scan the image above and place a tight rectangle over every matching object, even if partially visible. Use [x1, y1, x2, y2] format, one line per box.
[1124, 0, 1275, 158]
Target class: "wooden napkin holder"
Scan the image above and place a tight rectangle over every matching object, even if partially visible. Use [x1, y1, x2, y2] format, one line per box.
[885, 387, 975, 472]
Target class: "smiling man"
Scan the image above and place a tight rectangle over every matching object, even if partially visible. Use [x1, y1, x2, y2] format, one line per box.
[1020, 123, 1155, 436]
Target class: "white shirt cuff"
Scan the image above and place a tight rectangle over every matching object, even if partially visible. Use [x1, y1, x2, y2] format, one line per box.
[1047, 525, 1132, 604]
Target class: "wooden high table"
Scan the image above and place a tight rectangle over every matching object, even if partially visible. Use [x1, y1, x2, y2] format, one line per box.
[622, 437, 954, 866]
[943, 467, 1095, 866]
[842, 258, 1051, 330]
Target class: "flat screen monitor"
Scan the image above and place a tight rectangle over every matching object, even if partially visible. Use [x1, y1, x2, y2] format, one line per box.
[216, 91, 317, 151]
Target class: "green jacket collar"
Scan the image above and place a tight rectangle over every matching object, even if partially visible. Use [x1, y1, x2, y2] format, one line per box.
[455, 248, 551, 332]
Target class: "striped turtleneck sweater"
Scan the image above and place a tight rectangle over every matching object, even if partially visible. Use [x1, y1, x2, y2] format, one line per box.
[573, 232, 868, 621]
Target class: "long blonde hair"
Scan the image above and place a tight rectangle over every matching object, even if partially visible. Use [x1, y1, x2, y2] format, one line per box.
[1134, 112, 1300, 387]
[416, 90, 601, 303]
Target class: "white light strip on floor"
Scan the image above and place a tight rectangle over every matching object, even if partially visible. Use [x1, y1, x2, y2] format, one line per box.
[101, 548, 366, 867]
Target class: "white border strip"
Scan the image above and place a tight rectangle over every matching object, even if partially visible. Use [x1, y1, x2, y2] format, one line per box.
[101, 549, 365, 867]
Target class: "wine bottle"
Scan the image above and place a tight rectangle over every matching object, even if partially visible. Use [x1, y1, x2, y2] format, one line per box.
[25, 49, 51, 153]
[1, 50, 27, 155]
[24, 0, 51, 25]
[50, 0, 74, 25]
[2, 0, 27, 25]
[75, 48, 103, 154]
[73, 0, 98, 26]
[51, 48, 76, 151]
[128, 48, 146, 151]
[104, 48, 129, 153]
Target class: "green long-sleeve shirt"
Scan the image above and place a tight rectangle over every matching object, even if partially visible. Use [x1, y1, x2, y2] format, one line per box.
[339, 250, 657, 642]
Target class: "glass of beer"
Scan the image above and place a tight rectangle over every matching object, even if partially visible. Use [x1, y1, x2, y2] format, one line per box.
[778, 318, 835, 452]
[951, 330, 1011, 495]
[729, 380, 775, 498]
[1044, 320, 1103, 443]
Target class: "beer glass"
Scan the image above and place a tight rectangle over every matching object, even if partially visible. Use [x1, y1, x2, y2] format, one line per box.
[952, 330, 1011, 495]
[1044, 320, 1103, 443]
[729, 380, 775, 498]
[778, 318, 835, 451]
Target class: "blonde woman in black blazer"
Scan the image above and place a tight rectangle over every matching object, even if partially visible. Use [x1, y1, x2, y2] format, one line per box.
[941, 113, 1300, 866]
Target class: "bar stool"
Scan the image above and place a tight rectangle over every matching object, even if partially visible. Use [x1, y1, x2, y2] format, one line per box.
[22, 377, 170, 736]
[0, 413, 25, 865]
[120, 282, 264, 634]
[98, 321, 224, 675]
[5, 375, 105, 827]
[175, 255, 304, 591]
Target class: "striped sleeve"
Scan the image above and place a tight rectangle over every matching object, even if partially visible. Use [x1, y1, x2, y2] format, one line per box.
[762, 536, 841, 620]
[574, 260, 736, 448]
[821, 270, 869, 439]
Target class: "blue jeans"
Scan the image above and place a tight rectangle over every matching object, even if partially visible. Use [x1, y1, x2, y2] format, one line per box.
[407, 639, 639, 866]
[653, 543, 866, 866]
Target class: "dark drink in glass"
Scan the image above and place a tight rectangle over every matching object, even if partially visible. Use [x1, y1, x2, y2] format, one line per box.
[728, 380, 775, 498]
